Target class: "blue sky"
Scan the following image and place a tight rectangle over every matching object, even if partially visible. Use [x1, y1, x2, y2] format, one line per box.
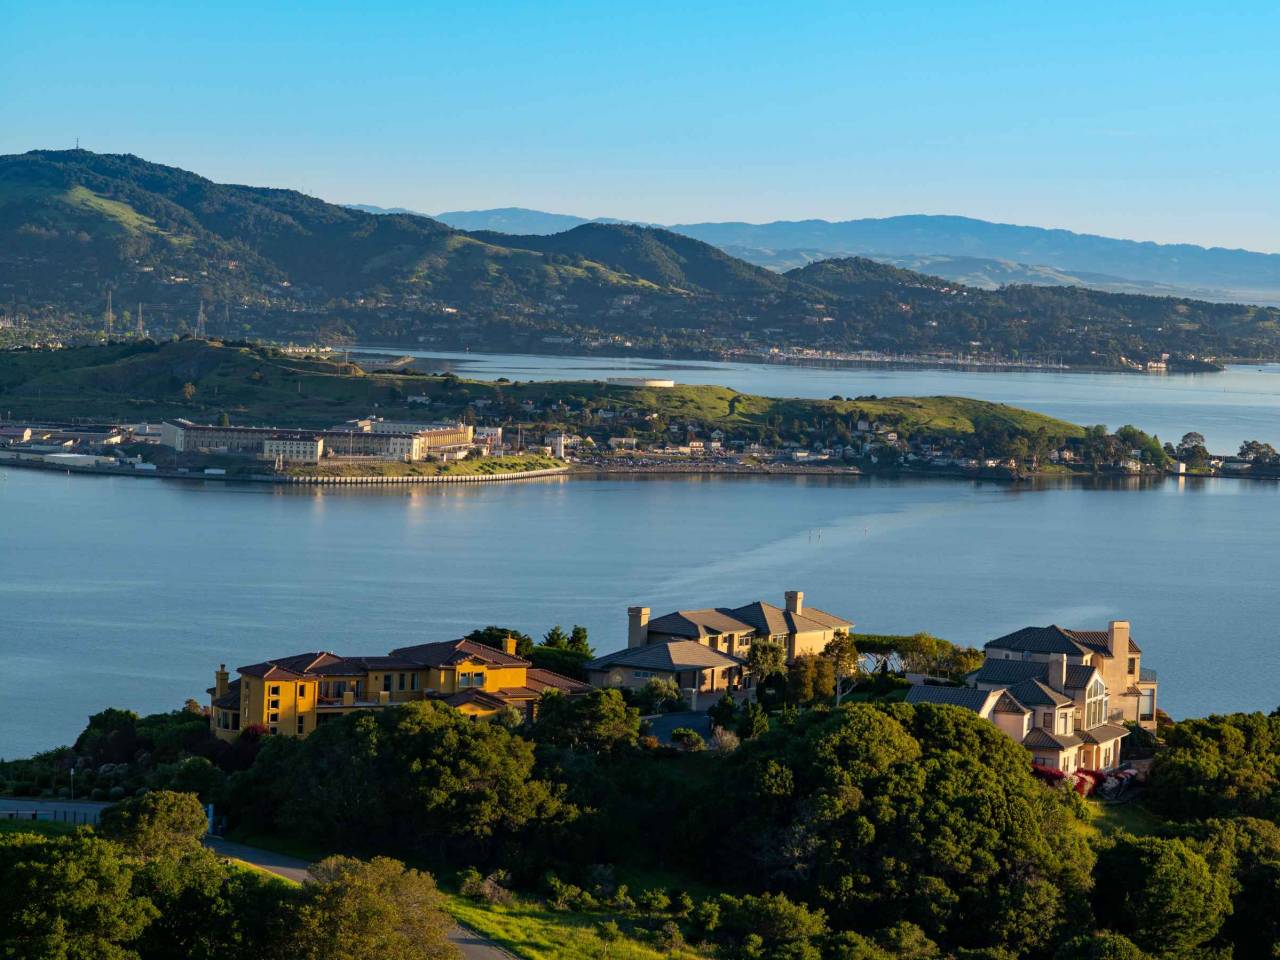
[3, 1, 1278, 251]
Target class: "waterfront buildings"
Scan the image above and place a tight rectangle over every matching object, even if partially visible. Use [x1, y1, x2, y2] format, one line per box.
[208, 637, 590, 740]
[159, 418, 475, 462]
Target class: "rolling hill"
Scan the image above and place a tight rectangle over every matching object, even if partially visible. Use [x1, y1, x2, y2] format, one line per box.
[428, 206, 1280, 305]
[4, 150, 1280, 367]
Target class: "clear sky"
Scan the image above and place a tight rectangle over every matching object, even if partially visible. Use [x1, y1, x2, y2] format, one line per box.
[3, 0, 1278, 251]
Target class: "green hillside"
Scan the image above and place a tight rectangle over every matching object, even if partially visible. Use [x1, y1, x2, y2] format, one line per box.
[3, 150, 1279, 365]
[0, 339, 1082, 443]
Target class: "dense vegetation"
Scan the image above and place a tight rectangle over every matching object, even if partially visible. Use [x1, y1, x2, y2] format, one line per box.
[0, 790, 458, 959]
[4, 150, 1280, 365]
[8, 661, 1280, 958]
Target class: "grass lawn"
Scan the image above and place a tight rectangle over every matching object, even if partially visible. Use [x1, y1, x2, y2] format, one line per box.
[445, 894, 710, 960]
[224, 857, 301, 890]
[1083, 799, 1165, 837]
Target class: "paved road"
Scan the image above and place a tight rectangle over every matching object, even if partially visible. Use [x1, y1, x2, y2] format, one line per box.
[1, 799, 515, 959]
[205, 837, 516, 960]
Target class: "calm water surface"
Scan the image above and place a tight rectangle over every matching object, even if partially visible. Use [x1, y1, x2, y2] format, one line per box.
[2, 467, 1277, 756]
[362, 348, 1280, 453]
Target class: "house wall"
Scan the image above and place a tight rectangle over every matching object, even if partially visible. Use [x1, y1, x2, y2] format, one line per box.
[993, 711, 1029, 741]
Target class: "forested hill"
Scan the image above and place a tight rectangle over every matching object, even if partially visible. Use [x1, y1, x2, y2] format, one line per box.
[3, 150, 1280, 367]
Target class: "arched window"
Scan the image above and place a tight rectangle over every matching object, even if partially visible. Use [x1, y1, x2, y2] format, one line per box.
[1085, 677, 1108, 728]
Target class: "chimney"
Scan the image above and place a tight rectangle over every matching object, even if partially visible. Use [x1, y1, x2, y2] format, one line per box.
[628, 606, 650, 648]
[503, 634, 519, 657]
[1052, 653, 1067, 692]
[1107, 620, 1130, 658]
[215, 664, 229, 697]
[785, 590, 804, 616]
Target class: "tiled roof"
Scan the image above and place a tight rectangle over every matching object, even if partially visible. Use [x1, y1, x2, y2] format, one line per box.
[992, 691, 1029, 715]
[1022, 727, 1083, 750]
[524, 668, 592, 694]
[391, 638, 530, 668]
[645, 609, 754, 639]
[645, 599, 852, 640]
[237, 651, 420, 679]
[206, 678, 241, 710]
[986, 625, 1141, 658]
[442, 688, 512, 711]
[972, 659, 1049, 685]
[1007, 678, 1073, 708]
[1065, 664, 1097, 689]
[905, 684, 997, 713]
[1079, 722, 1129, 744]
[586, 640, 743, 673]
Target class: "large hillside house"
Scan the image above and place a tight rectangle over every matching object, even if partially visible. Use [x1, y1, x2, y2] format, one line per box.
[584, 640, 744, 701]
[207, 637, 589, 740]
[905, 620, 1157, 773]
[628, 591, 852, 661]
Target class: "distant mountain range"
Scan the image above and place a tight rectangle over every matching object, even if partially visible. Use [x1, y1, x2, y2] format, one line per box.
[4, 150, 1280, 367]
[387, 206, 1280, 305]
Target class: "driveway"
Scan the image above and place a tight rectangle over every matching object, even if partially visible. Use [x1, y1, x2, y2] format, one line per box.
[204, 836, 516, 959]
[645, 710, 713, 744]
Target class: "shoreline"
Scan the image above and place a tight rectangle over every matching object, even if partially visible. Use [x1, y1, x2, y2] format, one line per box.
[4, 453, 1272, 488]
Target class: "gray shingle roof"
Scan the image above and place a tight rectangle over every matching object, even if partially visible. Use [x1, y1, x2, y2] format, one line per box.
[972, 659, 1049, 685]
[586, 640, 744, 673]
[1007, 678, 1073, 708]
[985, 625, 1140, 658]
[1079, 722, 1129, 744]
[905, 685, 996, 713]
[645, 599, 852, 641]
[1022, 727, 1083, 750]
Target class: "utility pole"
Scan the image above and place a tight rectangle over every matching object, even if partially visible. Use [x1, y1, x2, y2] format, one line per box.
[195, 300, 207, 339]
[136, 303, 145, 338]
[103, 290, 114, 337]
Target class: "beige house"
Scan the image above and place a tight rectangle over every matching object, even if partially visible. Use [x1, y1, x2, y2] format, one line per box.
[627, 590, 852, 662]
[906, 619, 1156, 773]
[981, 621, 1157, 731]
[585, 639, 744, 696]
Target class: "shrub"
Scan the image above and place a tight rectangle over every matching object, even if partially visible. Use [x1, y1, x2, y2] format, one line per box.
[637, 888, 671, 913]
[671, 728, 706, 752]
[598, 919, 623, 942]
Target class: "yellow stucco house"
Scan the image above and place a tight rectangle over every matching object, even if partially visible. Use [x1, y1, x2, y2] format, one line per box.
[207, 637, 589, 741]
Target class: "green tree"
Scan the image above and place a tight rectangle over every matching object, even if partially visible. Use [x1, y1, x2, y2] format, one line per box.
[787, 656, 816, 704]
[533, 689, 640, 754]
[824, 632, 860, 705]
[1093, 835, 1229, 956]
[0, 833, 159, 960]
[1053, 932, 1147, 960]
[296, 855, 456, 960]
[737, 702, 770, 740]
[747, 636, 787, 682]
[567, 625, 592, 654]
[670, 728, 706, 752]
[707, 691, 739, 731]
[98, 790, 208, 860]
[542, 625, 570, 649]
[464, 626, 534, 658]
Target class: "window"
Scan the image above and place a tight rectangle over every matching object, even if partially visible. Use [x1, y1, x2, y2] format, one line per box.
[398, 673, 406, 691]
[1085, 678, 1109, 728]
[1128, 657, 1137, 675]
[1033, 757, 1049, 767]
[297, 684, 306, 698]
[1139, 688, 1155, 722]
[269, 684, 280, 696]
[231, 713, 239, 731]
[410, 673, 418, 691]
[382, 674, 392, 692]
[1058, 713, 1070, 735]
[633, 670, 655, 680]
[1042, 712, 1053, 729]
[269, 711, 279, 723]
[269, 698, 280, 710]
[269, 726, 277, 735]
[296, 717, 305, 735]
